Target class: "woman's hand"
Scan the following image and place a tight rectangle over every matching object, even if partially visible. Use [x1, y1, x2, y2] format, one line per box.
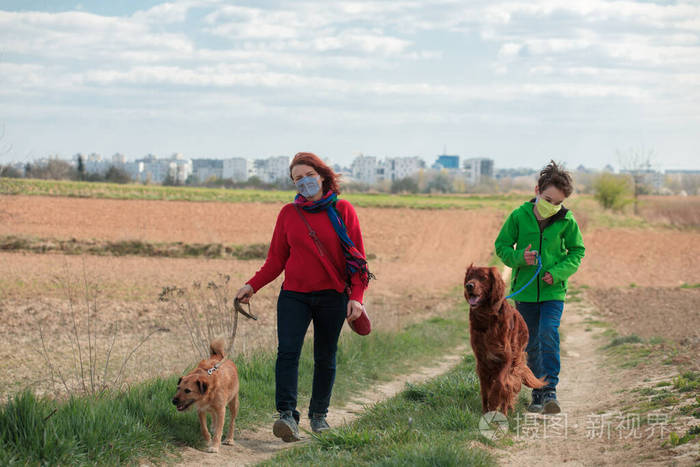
[236, 284, 254, 303]
[346, 300, 364, 322]
[542, 272, 553, 285]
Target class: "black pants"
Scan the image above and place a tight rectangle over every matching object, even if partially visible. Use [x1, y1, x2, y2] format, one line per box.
[275, 289, 347, 421]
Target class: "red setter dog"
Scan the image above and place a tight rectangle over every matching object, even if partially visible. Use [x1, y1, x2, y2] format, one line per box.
[464, 265, 545, 414]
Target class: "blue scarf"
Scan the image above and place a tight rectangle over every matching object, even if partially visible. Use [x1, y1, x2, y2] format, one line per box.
[294, 191, 374, 287]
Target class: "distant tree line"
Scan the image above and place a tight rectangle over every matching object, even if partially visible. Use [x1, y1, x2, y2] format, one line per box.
[2, 157, 698, 198]
[344, 172, 533, 195]
[0, 158, 134, 184]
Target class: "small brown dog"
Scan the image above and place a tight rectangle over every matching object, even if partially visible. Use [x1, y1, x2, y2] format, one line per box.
[464, 265, 545, 414]
[172, 339, 240, 453]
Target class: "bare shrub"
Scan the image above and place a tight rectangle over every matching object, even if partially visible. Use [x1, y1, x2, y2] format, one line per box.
[38, 263, 162, 396]
[0, 164, 22, 178]
[104, 166, 132, 184]
[27, 159, 77, 180]
[159, 274, 255, 360]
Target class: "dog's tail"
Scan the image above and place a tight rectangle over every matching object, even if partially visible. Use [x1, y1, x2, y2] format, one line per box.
[210, 338, 226, 359]
[513, 349, 546, 389]
[520, 366, 546, 389]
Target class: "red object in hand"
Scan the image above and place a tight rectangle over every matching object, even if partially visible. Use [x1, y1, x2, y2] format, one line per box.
[348, 308, 371, 336]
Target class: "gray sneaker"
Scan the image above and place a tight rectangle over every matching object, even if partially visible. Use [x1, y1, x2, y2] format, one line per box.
[527, 390, 544, 413]
[310, 413, 330, 433]
[273, 410, 301, 442]
[542, 391, 561, 414]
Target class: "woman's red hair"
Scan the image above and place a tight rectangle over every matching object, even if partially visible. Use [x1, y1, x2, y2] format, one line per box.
[289, 152, 341, 194]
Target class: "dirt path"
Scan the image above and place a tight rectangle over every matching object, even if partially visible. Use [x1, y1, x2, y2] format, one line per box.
[496, 298, 695, 466]
[174, 346, 466, 466]
[497, 299, 621, 465]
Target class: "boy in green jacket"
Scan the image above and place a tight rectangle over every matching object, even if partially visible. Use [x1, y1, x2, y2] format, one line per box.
[495, 161, 585, 414]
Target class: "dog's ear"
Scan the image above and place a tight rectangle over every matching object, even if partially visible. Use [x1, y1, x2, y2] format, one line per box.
[489, 267, 505, 308]
[197, 379, 208, 394]
[177, 377, 182, 386]
[464, 263, 474, 284]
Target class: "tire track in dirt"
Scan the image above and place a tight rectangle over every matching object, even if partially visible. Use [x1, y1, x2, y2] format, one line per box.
[172, 346, 467, 466]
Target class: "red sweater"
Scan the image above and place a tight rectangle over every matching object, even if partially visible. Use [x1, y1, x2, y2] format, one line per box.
[247, 199, 367, 303]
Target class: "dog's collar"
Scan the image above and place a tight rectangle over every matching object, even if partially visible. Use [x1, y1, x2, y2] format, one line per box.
[207, 358, 226, 376]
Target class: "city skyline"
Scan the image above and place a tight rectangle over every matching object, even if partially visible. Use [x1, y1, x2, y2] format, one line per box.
[1, 1, 699, 170]
[8, 151, 650, 175]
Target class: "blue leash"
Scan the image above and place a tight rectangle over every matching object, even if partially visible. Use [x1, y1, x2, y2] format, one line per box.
[505, 255, 542, 299]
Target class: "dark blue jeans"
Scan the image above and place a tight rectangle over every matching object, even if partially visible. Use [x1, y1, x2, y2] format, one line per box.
[276, 289, 347, 421]
[516, 300, 564, 391]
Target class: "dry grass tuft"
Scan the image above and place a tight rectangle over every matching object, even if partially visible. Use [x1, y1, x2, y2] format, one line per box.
[38, 262, 163, 397]
[158, 274, 256, 359]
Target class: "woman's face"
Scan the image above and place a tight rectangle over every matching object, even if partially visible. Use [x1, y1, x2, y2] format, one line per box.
[291, 163, 324, 200]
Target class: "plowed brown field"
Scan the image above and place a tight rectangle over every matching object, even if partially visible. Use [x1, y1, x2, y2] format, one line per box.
[0, 196, 279, 244]
[575, 228, 700, 288]
[2, 194, 699, 398]
[0, 196, 504, 396]
[587, 287, 700, 347]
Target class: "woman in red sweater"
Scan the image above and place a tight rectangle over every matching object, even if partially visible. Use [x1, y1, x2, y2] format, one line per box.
[236, 152, 372, 442]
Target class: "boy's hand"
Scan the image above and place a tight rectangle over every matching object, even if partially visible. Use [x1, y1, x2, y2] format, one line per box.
[523, 244, 538, 265]
[542, 272, 553, 284]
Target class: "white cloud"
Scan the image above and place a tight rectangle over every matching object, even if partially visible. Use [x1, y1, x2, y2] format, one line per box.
[132, 1, 195, 24]
[1, 0, 698, 168]
[0, 10, 194, 60]
[483, 0, 700, 29]
[498, 42, 523, 58]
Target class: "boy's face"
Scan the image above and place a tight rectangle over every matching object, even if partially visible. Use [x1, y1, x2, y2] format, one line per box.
[535, 185, 566, 206]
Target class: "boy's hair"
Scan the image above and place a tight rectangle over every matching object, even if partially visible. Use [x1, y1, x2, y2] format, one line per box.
[538, 160, 573, 197]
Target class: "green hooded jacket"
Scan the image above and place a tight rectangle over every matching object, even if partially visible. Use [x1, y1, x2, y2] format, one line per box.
[495, 200, 585, 302]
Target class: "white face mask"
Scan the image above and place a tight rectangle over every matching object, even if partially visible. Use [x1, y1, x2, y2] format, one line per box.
[295, 175, 321, 198]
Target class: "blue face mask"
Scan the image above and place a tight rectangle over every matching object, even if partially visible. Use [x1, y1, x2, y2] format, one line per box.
[295, 175, 321, 199]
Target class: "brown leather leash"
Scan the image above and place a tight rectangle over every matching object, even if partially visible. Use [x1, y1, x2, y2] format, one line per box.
[234, 297, 257, 320]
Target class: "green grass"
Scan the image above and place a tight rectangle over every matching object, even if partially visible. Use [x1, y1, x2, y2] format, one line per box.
[582, 318, 612, 328]
[680, 283, 700, 289]
[604, 342, 652, 368]
[262, 356, 495, 467]
[679, 396, 700, 418]
[590, 318, 700, 433]
[565, 286, 584, 303]
[664, 426, 700, 447]
[0, 381, 192, 466]
[673, 371, 700, 393]
[0, 307, 469, 465]
[626, 379, 700, 416]
[0, 177, 522, 210]
[597, 328, 655, 368]
[1, 177, 293, 203]
[605, 334, 643, 348]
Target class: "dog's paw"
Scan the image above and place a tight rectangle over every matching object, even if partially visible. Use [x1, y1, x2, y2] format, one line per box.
[223, 438, 234, 446]
[206, 446, 219, 453]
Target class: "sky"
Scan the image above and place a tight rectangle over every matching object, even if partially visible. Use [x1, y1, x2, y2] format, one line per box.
[1, 0, 699, 170]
